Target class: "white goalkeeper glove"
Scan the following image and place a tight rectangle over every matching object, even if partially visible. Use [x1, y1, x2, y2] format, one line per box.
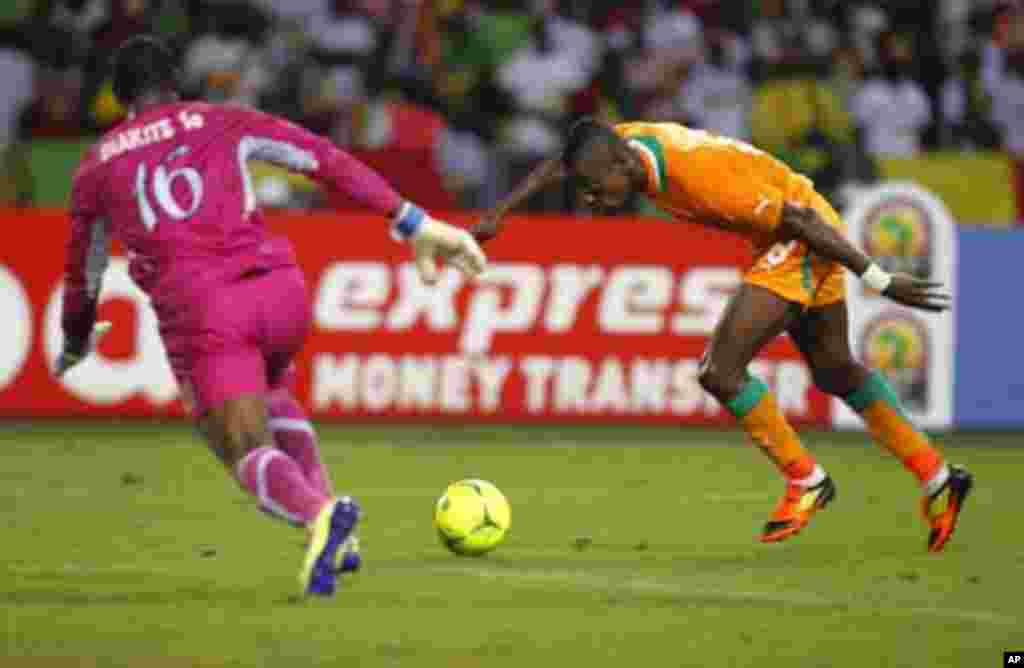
[392, 203, 487, 284]
[55, 320, 112, 377]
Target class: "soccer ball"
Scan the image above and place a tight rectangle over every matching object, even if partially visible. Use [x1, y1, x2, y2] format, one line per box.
[434, 479, 510, 556]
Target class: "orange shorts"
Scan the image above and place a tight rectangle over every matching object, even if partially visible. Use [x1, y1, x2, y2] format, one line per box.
[744, 194, 847, 308]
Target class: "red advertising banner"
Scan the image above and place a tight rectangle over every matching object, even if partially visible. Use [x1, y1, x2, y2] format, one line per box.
[0, 210, 834, 424]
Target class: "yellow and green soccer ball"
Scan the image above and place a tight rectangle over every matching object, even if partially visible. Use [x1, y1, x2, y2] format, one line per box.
[434, 479, 510, 556]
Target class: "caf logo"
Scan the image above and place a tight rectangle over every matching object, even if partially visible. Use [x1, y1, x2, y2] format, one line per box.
[860, 313, 929, 413]
[862, 198, 932, 278]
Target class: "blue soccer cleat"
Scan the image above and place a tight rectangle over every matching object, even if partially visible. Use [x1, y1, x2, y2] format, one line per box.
[335, 535, 361, 575]
[300, 496, 361, 596]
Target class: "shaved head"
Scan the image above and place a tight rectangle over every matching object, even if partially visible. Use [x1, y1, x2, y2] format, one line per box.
[561, 118, 645, 211]
[563, 119, 625, 171]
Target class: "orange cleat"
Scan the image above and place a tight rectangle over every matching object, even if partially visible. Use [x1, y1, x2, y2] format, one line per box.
[761, 476, 836, 543]
[922, 466, 973, 553]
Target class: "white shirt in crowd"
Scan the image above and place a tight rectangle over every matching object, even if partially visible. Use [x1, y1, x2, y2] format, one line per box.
[646, 8, 703, 59]
[0, 48, 34, 146]
[852, 77, 932, 157]
[497, 20, 596, 155]
[681, 63, 751, 140]
[309, 11, 378, 56]
[546, 15, 602, 77]
[941, 76, 966, 126]
[255, 0, 327, 25]
[990, 72, 1024, 155]
[982, 39, 1005, 94]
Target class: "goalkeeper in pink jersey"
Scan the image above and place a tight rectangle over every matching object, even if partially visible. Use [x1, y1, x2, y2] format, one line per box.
[55, 36, 487, 597]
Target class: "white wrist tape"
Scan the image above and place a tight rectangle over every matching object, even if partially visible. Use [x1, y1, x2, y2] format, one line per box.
[861, 264, 892, 292]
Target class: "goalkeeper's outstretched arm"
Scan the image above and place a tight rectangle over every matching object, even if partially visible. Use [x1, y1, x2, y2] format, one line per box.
[234, 106, 486, 284]
[472, 158, 566, 243]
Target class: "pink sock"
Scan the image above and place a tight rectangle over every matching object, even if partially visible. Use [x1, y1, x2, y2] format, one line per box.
[267, 391, 333, 497]
[235, 446, 329, 526]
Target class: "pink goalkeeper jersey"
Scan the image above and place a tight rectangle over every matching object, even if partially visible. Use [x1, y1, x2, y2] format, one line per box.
[62, 101, 402, 345]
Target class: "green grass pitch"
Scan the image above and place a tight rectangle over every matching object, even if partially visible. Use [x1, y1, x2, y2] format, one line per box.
[1, 423, 1022, 667]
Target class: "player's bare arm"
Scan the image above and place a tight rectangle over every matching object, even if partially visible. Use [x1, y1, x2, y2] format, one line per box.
[776, 203, 951, 313]
[472, 158, 565, 243]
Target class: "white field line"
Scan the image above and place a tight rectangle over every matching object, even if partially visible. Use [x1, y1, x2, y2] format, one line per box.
[426, 565, 1019, 626]
[340, 490, 775, 502]
[6, 563, 186, 577]
[8, 562, 1016, 626]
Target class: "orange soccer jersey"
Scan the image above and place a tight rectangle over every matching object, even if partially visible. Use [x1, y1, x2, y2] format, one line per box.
[614, 122, 846, 307]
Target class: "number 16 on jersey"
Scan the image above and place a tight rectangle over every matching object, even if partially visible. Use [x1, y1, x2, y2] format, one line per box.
[135, 152, 204, 231]
[133, 110, 207, 231]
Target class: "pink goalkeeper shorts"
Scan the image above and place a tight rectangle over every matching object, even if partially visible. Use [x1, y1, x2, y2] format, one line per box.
[163, 267, 310, 417]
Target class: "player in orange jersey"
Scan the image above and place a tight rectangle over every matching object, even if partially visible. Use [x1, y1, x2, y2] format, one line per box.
[474, 119, 971, 551]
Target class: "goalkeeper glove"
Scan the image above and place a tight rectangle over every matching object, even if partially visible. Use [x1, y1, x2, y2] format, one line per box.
[392, 203, 487, 284]
[55, 321, 112, 378]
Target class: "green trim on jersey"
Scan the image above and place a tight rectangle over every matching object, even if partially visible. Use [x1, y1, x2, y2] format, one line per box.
[627, 136, 668, 193]
[801, 254, 814, 294]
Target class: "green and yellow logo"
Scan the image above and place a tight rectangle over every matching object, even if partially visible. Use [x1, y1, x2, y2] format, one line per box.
[863, 199, 931, 277]
[860, 313, 930, 410]
[864, 318, 925, 373]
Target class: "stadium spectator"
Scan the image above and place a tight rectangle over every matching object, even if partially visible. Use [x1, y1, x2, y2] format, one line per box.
[679, 0, 733, 31]
[828, 40, 865, 109]
[990, 11, 1024, 225]
[308, 0, 380, 89]
[680, 30, 752, 140]
[645, 3, 703, 61]
[750, 0, 837, 80]
[79, 0, 156, 128]
[0, 26, 33, 208]
[625, 5, 703, 123]
[19, 63, 84, 139]
[257, 0, 328, 26]
[487, 1, 596, 211]
[423, 2, 511, 140]
[0, 32, 34, 147]
[566, 6, 638, 124]
[749, 4, 860, 203]
[941, 49, 1000, 150]
[846, 3, 890, 72]
[182, 1, 272, 108]
[752, 69, 859, 201]
[1, 0, 1018, 215]
[496, 1, 597, 158]
[851, 32, 932, 158]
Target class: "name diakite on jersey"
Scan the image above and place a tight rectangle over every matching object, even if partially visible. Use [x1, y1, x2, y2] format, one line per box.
[99, 111, 204, 163]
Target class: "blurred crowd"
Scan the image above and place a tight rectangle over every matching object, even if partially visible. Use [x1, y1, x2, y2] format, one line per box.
[2, 0, 1024, 218]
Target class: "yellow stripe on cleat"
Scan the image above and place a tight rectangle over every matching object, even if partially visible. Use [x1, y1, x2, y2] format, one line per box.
[797, 492, 818, 513]
[299, 501, 334, 595]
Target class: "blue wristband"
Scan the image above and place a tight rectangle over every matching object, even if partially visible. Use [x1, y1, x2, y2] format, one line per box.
[391, 202, 426, 241]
